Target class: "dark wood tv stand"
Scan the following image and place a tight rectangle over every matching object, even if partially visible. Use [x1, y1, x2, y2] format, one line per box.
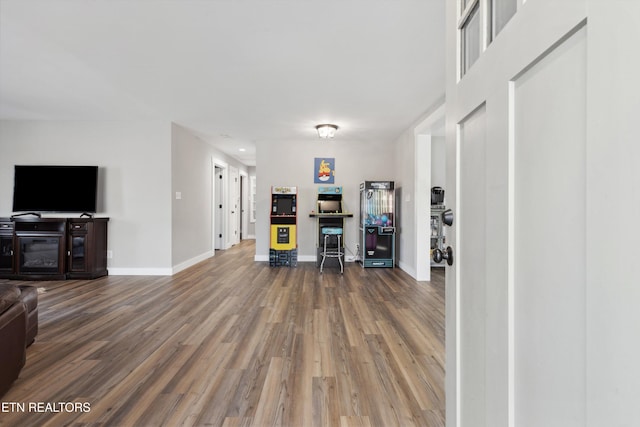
[0, 217, 109, 280]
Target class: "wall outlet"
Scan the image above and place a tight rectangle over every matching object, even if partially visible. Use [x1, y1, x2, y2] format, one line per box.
[106, 250, 113, 259]
[175, 191, 182, 200]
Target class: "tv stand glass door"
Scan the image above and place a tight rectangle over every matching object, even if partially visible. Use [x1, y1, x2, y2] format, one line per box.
[18, 237, 62, 274]
[13, 218, 67, 280]
[0, 219, 13, 274]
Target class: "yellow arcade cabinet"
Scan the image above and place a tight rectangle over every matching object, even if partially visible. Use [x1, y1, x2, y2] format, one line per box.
[269, 186, 297, 267]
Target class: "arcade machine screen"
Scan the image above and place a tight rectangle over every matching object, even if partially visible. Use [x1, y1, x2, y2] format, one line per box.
[318, 200, 341, 214]
[273, 196, 295, 215]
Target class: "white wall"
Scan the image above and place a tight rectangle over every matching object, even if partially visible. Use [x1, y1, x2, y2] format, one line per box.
[0, 120, 173, 273]
[431, 136, 446, 189]
[394, 127, 416, 274]
[171, 123, 214, 270]
[170, 123, 249, 271]
[255, 137, 395, 261]
[0, 120, 249, 274]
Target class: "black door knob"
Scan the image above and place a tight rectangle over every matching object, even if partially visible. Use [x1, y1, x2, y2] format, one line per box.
[442, 209, 454, 226]
[432, 246, 454, 266]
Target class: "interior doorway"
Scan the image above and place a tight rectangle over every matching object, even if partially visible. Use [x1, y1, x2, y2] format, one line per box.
[240, 172, 249, 240]
[414, 106, 445, 281]
[213, 164, 225, 250]
[229, 166, 240, 246]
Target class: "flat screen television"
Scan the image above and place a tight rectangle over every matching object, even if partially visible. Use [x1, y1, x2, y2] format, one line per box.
[12, 165, 99, 213]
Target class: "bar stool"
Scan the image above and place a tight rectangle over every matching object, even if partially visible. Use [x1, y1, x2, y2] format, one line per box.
[320, 227, 344, 273]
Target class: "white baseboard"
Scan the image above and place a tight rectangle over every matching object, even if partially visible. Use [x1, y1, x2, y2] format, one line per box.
[397, 260, 417, 279]
[108, 267, 173, 276]
[109, 253, 382, 275]
[108, 251, 214, 276]
[172, 250, 215, 274]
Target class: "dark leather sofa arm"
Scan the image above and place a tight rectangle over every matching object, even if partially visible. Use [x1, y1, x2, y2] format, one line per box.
[0, 301, 27, 397]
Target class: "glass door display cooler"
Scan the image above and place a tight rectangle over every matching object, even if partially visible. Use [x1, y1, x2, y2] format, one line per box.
[359, 181, 395, 268]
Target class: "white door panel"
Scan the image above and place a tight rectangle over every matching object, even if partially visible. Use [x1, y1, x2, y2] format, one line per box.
[513, 27, 587, 427]
[458, 104, 488, 427]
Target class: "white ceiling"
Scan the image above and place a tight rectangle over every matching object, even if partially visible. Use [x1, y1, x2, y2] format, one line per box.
[0, 0, 445, 166]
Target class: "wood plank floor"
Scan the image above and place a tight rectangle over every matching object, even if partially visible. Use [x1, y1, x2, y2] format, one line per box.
[0, 240, 445, 427]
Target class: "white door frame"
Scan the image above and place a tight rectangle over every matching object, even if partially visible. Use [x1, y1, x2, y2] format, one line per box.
[414, 104, 445, 281]
[240, 171, 249, 241]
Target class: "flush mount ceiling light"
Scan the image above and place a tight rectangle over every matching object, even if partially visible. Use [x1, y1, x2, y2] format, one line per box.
[315, 124, 339, 139]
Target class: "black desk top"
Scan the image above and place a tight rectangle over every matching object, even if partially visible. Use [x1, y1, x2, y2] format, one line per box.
[309, 212, 354, 218]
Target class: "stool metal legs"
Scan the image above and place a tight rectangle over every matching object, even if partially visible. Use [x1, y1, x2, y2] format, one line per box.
[320, 233, 343, 273]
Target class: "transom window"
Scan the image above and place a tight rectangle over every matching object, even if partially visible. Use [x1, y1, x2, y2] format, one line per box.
[491, 0, 517, 39]
[459, 0, 518, 77]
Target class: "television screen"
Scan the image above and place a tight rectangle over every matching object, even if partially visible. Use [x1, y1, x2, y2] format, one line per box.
[319, 200, 341, 213]
[12, 165, 99, 213]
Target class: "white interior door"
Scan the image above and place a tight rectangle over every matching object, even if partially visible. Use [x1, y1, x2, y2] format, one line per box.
[214, 165, 224, 250]
[229, 166, 240, 246]
[450, 26, 588, 427]
[240, 173, 248, 240]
